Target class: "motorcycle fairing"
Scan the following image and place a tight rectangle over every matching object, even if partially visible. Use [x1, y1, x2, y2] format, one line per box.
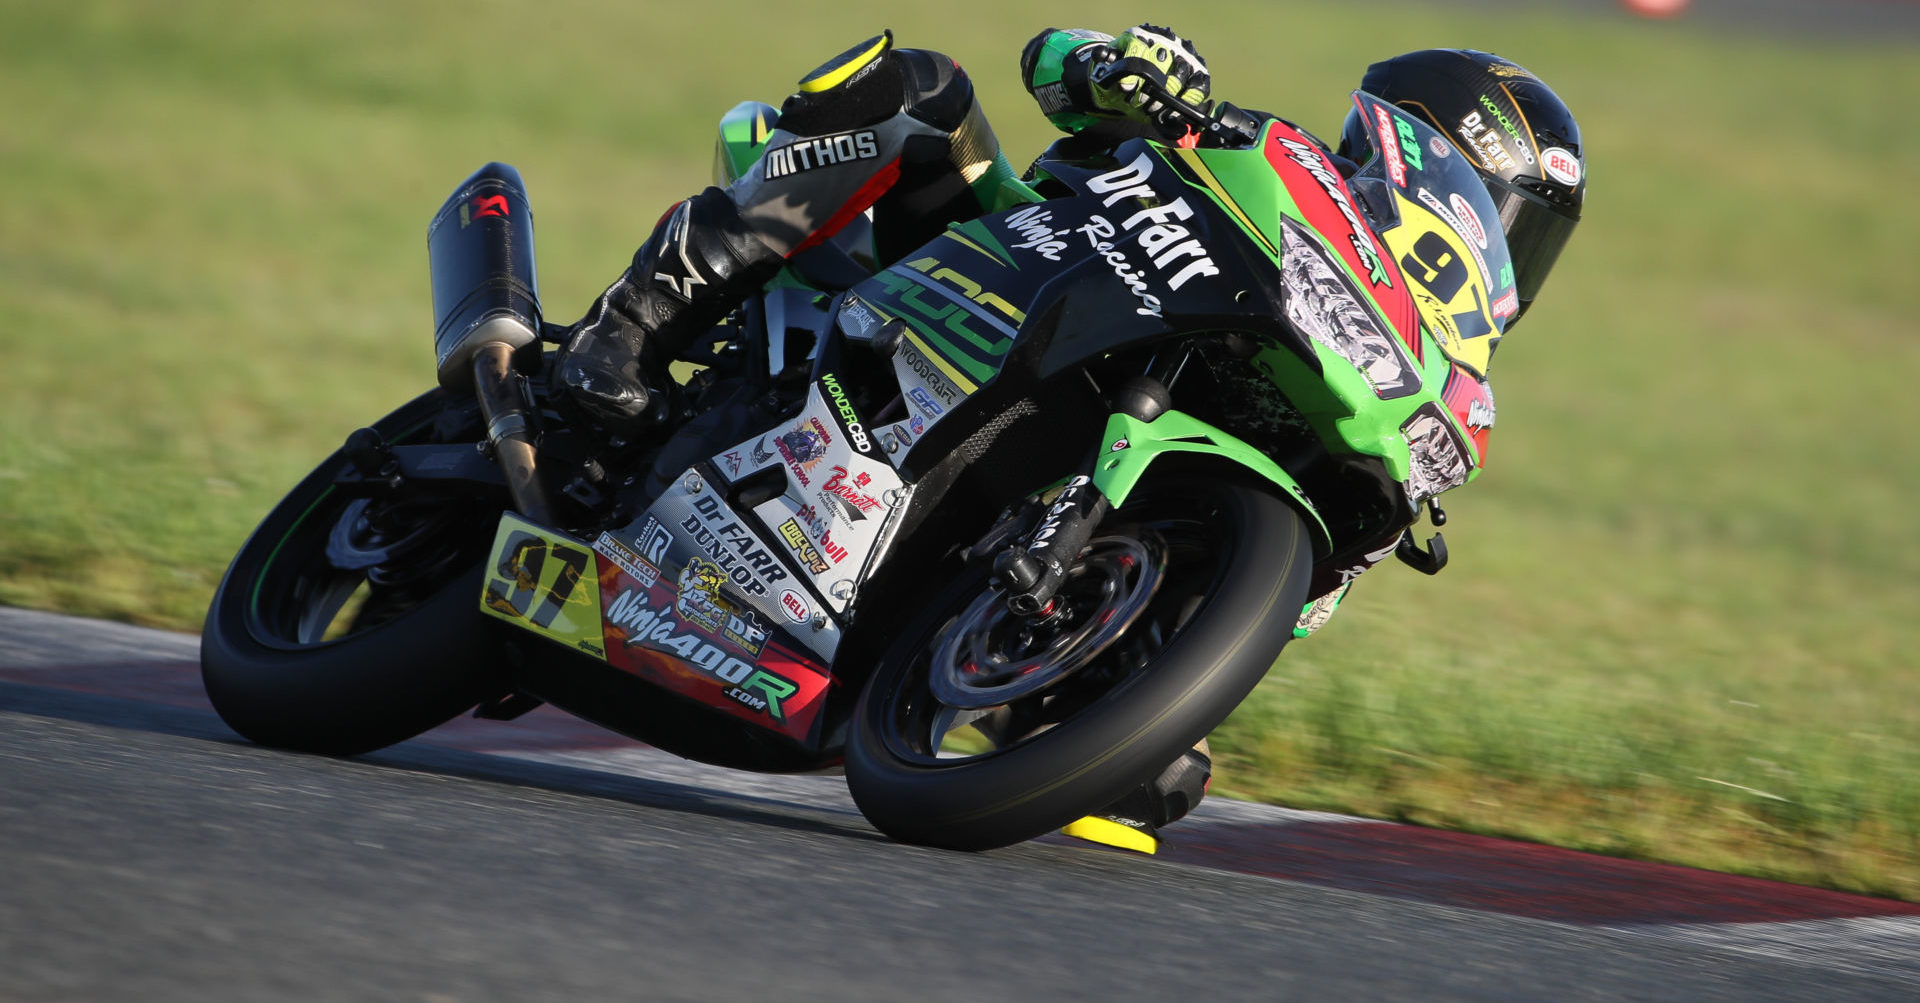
[479, 512, 838, 744]
[1255, 120, 1421, 353]
[1441, 364, 1496, 465]
[596, 553, 834, 744]
[843, 145, 1256, 399]
[1093, 409, 1332, 552]
[694, 375, 913, 619]
[889, 325, 972, 439]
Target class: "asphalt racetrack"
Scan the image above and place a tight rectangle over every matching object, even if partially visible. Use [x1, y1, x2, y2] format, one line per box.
[7, 5, 1918, 999]
[4, 607, 1919, 1001]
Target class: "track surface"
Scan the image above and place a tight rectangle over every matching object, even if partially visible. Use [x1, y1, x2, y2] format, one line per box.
[6, 11, 1916, 998]
[3, 606, 1918, 1001]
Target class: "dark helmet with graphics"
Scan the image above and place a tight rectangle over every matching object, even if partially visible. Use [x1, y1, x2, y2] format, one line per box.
[1338, 49, 1584, 326]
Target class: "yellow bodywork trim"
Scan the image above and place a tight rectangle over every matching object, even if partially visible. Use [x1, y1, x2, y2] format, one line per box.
[1171, 148, 1277, 258]
[901, 329, 979, 394]
[1061, 816, 1159, 854]
[799, 33, 890, 93]
[942, 230, 997, 263]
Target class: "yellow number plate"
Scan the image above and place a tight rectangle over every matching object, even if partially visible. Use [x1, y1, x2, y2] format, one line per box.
[479, 514, 607, 660]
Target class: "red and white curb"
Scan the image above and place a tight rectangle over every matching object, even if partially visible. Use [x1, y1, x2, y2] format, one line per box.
[4, 605, 1916, 984]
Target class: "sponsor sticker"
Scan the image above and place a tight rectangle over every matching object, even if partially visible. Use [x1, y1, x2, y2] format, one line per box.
[1000, 204, 1070, 261]
[674, 557, 731, 634]
[1442, 364, 1497, 465]
[1033, 82, 1072, 117]
[820, 465, 884, 522]
[837, 293, 887, 341]
[1414, 187, 1494, 290]
[777, 518, 831, 574]
[1080, 152, 1223, 305]
[906, 386, 943, 420]
[1273, 135, 1391, 289]
[637, 518, 673, 565]
[820, 373, 873, 455]
[1449, 192, 1489, 249]
[1541, 147, 1582, 186]
[896, 337, 964, 410]
[773, 418, 833, 487]
[593, 532, 660, 588]
[682, 494, 791, 595]
[1492, 288, 1520, 319]
[1374, 105, 1406, 187]
[763, 129, 880, 181]
[1477, 94, 1532, 164]
[1455, 111, 1516, 174]
[779, 589, 811, 624]
[602, 587, 792, 717]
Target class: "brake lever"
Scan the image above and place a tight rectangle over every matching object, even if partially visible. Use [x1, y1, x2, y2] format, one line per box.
[1088, 60, 1257, 146]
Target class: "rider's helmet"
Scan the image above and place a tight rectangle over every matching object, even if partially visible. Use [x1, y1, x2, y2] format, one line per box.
[1337, 49, 1584, 327]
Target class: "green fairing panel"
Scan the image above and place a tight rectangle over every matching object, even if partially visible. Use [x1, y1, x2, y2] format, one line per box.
[1163, 137, 1294, 269]
[973, 164, 1045, 213]
[1093, 409, 1332, 551]
[1164, 130, 1476, 492]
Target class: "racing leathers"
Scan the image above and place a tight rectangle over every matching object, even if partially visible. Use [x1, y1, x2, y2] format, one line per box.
[556, 31, 1027, 428]
[555, 26, 1216, 429]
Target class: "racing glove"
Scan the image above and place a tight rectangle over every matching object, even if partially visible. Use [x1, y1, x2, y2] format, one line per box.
[1021, 25, 1211, 139]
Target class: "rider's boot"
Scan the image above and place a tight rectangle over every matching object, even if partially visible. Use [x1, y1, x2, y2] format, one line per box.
[1061, 739, 1213, 854]
[556, 187, 785, 431]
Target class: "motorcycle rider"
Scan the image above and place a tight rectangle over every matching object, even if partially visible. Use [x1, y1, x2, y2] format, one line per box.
[555, 26, 1221, 430]
[555, 26, 1584, 843]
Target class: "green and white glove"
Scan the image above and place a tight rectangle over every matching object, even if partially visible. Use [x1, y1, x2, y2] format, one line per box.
[1022, 25, 1211, 136]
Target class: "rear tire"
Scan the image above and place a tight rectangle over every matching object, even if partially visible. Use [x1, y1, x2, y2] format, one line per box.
[201, 390, 509, 756]
[845, 478, 1311, 850]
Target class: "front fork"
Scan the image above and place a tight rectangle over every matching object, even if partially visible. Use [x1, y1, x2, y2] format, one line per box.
[988, 374, 1170, 615]
[989, 374, 1334, 617]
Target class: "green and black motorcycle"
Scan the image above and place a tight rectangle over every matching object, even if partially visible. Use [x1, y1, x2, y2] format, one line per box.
[201, 85, 1513, 851]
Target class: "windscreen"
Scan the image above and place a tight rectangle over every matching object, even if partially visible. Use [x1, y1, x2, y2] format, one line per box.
[1347, 92, 1519, 377]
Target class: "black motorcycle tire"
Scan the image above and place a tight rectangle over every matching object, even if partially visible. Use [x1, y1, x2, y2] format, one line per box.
[201, 389, 508, 757]
[845, 477, 1311, 851]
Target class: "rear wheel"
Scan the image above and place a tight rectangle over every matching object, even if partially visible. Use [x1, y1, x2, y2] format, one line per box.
[201, 390, 509, 756]
[845, 477, 1311, 850]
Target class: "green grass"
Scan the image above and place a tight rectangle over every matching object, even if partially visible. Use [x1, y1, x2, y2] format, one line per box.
[3, 0, 1917, 898]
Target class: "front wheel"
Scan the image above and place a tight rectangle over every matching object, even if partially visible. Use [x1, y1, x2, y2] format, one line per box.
[201, 389, 510, 756]
[845, 477, 1311, 850]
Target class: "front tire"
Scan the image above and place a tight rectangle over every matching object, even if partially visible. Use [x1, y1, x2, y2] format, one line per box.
[845, 477, 1311, 850]
[201, 390, 509, 756]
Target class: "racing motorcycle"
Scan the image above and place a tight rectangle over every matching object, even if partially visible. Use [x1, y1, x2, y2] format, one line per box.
[201, 80, 1513, 851]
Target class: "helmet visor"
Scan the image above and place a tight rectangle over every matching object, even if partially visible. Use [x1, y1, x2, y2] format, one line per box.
[1484, 174, 1579, 306]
